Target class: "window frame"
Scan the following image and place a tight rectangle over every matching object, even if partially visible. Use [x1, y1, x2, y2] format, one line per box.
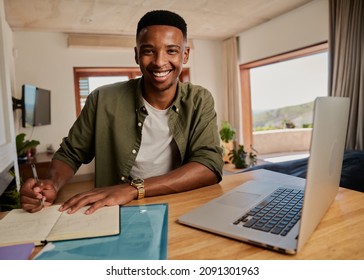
[239, 42, 328, 149]
[73, 67, 141, 116]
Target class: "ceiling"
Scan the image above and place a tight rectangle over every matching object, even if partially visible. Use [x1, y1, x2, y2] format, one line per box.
[4, 0, 314, 40]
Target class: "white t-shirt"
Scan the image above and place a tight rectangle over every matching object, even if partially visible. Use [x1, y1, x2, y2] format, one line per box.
[130, 99, 180, 179]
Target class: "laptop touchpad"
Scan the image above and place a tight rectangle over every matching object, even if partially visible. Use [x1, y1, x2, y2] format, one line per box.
[217, 191, 261, 208]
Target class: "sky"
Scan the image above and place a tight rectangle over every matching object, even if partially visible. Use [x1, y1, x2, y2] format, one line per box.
[89, 76, 129, 92]
[250, 52, 328, 112]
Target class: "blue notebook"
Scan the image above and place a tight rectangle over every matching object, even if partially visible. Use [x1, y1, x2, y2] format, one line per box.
[35, 203, 168, 260]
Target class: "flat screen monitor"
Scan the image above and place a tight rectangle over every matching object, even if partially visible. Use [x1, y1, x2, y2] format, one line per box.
[22, 84, 51, 128]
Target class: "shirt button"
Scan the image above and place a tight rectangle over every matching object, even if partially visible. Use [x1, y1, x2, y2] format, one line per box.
[121, 176, 125, 181]
[176, 108, 179, 112]
[132, 149, 137, 154]
[138, 122, 142, 127]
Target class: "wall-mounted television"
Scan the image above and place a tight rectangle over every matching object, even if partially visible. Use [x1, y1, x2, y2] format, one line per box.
[22, 84, 51, 128]
[12, 84, 51, 128]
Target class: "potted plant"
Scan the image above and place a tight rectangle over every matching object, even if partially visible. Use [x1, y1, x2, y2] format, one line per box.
[0, 168, 20, 211]
[248, 145, 258, 167]
[16, 133, 40, 162]
[219, 121, 236, 163]
[229, 145, 258, 169]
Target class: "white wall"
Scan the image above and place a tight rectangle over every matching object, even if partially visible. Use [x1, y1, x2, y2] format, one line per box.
[189, 39, 224, 123]
[12, 31, 223, 176]
[238, 0, 329, 64]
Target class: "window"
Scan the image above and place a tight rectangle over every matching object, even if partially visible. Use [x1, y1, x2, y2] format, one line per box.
[74, 67, 190, 116]
[239, 43, 328, 151]
[73, 67, 141, 116]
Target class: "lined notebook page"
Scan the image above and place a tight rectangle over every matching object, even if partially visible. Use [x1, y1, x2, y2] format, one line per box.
[47, 205, 120, 241]
[0, 206, 62, 246]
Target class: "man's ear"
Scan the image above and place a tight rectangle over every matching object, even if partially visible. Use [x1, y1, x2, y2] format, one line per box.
[134, 47, 139, 65]
[183, 46, 190, 64]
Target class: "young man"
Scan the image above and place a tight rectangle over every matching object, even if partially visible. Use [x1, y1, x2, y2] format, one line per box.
[20, 10, 223, 214]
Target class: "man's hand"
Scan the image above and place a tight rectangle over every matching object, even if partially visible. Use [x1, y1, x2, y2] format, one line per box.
[59, 184, 137, 215]
[20, 178, 58, 213]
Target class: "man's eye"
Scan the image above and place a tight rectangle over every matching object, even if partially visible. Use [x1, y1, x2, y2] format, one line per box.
[168, 49, 178, 54]
[142, 49, 153, 55]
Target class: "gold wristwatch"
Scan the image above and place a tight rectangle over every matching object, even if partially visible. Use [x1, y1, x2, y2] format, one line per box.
[130, 178, 145, 200]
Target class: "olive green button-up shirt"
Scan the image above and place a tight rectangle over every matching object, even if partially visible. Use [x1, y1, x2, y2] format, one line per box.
[54, 78, 223, 187]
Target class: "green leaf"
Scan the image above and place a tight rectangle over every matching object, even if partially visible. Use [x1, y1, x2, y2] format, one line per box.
[219, 121, 236, 143]
[16, 133, 40, 157]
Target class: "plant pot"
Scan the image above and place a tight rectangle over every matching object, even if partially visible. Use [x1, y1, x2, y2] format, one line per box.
[222, 141, 234, 163]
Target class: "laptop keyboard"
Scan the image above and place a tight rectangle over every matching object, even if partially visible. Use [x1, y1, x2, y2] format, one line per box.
[233, 187, 304, 236]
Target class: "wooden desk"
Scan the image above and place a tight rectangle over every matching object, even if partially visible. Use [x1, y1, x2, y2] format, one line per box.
[132, 169, 364, 260]
[1, 169, 363, 259]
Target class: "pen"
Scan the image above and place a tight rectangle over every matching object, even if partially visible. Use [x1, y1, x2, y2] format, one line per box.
[31, 163, 45, 207]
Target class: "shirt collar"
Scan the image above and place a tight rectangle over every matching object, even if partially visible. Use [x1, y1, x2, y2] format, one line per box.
[135, 77, 182, 114]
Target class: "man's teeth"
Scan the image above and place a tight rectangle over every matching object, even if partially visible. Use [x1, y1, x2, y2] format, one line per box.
[153, 71, 170, 77]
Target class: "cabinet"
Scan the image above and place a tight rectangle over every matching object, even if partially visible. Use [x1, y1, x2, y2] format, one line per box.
[18, 152, 53, 182]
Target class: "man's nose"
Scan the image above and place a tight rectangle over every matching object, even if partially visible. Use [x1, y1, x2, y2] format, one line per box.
[153, 51, 168, 66]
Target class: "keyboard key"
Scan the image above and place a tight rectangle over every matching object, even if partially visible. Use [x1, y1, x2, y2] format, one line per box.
[236, 187, 304, 236]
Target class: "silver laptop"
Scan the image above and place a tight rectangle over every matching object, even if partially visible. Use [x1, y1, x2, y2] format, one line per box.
[178, 97, 350, 254]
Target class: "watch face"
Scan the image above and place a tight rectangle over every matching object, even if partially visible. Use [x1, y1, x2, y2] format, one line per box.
[132, 178, 144, 185]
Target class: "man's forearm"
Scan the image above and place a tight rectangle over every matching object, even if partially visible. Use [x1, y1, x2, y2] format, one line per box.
[46, 159, 75, 192]
[143, 162, 218, 197]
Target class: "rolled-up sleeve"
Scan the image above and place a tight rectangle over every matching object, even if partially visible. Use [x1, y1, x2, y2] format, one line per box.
[53, 91, 98, 173]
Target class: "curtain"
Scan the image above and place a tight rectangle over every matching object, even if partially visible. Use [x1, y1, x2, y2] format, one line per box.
[222, 37, 242, 143]
[328, 0, 364, 150]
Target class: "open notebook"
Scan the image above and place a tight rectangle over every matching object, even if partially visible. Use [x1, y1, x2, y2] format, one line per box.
[0, 205, 120, 246]
[179, 97, 350, 254]
[35, 204, 168, 260]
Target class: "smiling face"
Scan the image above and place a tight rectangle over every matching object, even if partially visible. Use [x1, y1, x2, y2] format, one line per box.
[135, 25, 190, 100]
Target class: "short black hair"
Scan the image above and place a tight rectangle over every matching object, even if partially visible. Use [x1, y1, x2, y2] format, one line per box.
[137, 10, 187, 39]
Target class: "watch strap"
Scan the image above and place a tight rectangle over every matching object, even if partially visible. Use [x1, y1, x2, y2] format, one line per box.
[130, 178, 145, 200]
